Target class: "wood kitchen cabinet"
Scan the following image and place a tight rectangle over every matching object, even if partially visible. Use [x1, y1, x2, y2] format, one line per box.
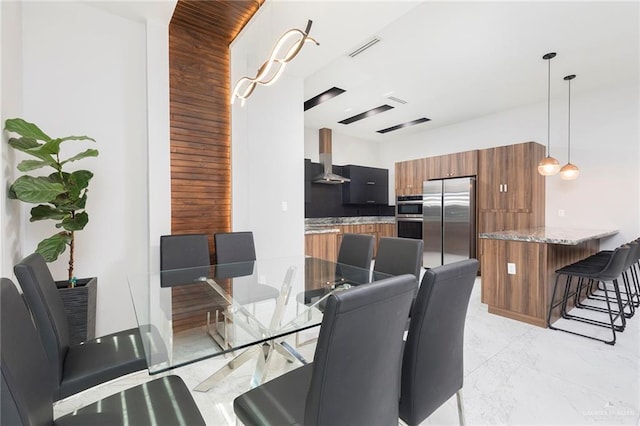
[477, 142, 544, 213]
[477, 142, 545, 232]
[305, 232, 338, 262]
[395, 158, 427, 195]
[425, 150, 478, 180]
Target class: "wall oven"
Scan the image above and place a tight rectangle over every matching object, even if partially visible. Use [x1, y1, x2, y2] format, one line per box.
[396, 195, 423, 240]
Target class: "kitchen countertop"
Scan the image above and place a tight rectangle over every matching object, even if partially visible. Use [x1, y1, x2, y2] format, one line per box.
[479, 227, 618, 245]
[305, 216, 395, 235]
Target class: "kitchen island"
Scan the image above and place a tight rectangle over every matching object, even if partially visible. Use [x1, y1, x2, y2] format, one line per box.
[479, 227, 618, 327]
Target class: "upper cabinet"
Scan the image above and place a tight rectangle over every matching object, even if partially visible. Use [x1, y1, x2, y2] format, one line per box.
[425, 150, 478, 180]
[477, 142, 545, 232]
[395, 151, 478, 196]
[395, 159, 425, 196]
[342, 165, 389, 205]
[477, 142, 545, 212]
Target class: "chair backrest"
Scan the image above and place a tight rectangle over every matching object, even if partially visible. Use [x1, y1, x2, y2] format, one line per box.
[1, 278, 54, 426]
[337, 233, 375, 269]
[373, 236, 424, 279]
[399, 259, 479, 426]
[304, 274, 417, 426]
[599, 245, 630, 281]
[13, 253, 70, 392]
[215, 231, 257, 264]
[160, 234, 211, 270]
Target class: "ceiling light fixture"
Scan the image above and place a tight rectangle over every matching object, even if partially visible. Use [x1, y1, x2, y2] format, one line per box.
[560, 74, 579, 180]
[538, 52, 561, 176]
[231, 20, 319, 106]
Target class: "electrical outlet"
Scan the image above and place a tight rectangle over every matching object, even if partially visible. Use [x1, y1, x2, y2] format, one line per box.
[558, 209, 565, 217]
[281, 201, 288, 212]
[507, 262, 516, 275]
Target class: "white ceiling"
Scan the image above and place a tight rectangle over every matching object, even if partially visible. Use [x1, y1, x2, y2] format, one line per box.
[252, 1, 639, 142]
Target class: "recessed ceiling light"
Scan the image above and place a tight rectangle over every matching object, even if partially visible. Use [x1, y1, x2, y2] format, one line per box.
[377, 117, 431, 134]
[304, 87, 346, 111]
[339, 105, 394, 125]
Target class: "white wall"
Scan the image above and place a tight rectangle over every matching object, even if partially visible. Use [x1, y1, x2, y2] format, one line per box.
[18, 2, 160, 335]
[231, 14, 305, 258]
[1, 1, 23, 280]
[377, 82, 639, 249]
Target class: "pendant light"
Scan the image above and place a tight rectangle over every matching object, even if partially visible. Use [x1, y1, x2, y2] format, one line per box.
[560, 74, 579, 180]
[538, 52, 561, 176]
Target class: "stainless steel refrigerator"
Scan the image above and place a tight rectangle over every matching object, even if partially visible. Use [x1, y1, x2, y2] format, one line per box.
[423, 177, 476, 268]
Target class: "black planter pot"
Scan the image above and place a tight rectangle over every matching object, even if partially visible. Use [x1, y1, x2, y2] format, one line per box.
[55, 277, 97, 345]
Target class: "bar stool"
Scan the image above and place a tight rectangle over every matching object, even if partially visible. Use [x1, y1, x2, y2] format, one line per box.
[572, 241, 639, 319]
[547, 245, 630, 345]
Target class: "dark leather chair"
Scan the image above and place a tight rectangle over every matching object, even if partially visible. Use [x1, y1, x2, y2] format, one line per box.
[337, 233, 375, 269]
[214, 231, 280, 303]
[548, 244, 631, 345]
[0, 278, 205, 426]
[160, 233, 211, 287]
[374, 236, 424, 280]
[299, 233, 375, 305]
[399, 259, 479, 426]
[214, 231, 257, 263]
[234, 273, 418, 426]
[13, 253, 150, 401]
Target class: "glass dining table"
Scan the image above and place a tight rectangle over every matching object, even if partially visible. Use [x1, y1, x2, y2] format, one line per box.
[127, 256, 391, 391]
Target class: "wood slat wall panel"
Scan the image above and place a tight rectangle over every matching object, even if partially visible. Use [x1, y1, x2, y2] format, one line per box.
[169, 0, 262, 333]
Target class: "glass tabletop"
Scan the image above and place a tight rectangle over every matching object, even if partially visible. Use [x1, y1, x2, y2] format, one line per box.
[127, 256, 391, 374]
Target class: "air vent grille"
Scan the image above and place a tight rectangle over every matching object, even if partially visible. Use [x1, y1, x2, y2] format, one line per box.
[387, 95, 408, 104]
[348, 37, 381, 58]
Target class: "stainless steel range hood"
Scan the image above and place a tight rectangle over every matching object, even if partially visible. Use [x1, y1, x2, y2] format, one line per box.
[312, 128, 350, 184]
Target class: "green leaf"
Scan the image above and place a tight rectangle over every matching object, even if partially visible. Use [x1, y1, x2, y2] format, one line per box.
[9, 137, 57, 163]
[60, 148, 99, 165]
[10, 176, 65, 203]
[61, 211, 89, 231]
[8, 137, 41, 151]
[36, 233, 70, 262]
[58, 135, 96, 143]
[69, 170, 93, 190]
[4, 118, 52, 142]
[30, 205, 69, 222]
[38, 138, 65, 155]
[17, 159, 56, 172]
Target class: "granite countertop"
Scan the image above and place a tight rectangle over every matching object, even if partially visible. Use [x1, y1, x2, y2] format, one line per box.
[305, 216, 396, 234]
[479, 227, 618, 245]
[305, 228, 341, 235]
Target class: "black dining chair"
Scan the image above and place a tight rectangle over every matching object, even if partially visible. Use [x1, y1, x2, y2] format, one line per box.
[160, 233, 212, 287]
[1, 278, 206, 426]
[234, 273, 417, 426]
[13, 253, 157, 401]
[374, 236, 424, 280]
[213, 232, 280, 345]
[399, 259, 478, 426]
[295, 233, 375, 346]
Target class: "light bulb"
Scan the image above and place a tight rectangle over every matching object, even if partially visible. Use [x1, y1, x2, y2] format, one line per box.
[560, 163, 579, 180]
[537, 156, 561, 176]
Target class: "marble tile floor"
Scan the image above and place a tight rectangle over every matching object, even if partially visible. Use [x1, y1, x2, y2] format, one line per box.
[55, 278, 639, 425]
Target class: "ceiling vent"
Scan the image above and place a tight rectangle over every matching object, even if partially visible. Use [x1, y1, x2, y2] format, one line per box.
[348, 37, 381, 58]
[387, 95, 408, 105]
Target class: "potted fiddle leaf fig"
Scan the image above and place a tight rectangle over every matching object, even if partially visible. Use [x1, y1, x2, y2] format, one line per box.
[5, 118, 98, 285]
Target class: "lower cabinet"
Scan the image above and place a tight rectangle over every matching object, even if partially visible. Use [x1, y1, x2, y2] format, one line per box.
[305, 233, 338, 262]
[306, 223, 396, 261]
[480, 238, 599, 327]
